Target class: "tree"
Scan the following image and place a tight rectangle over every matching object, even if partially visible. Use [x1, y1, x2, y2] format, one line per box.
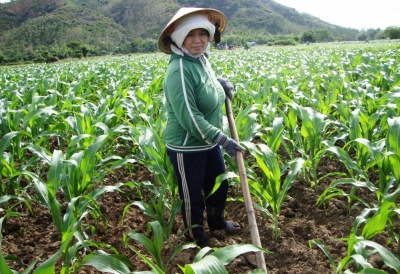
[356, 32, 368, 41]
[384, 26, 400, 39]
[314, 29, 330, 42]
[81, 45, 89, 57]
[131, 38, 145, 52]
[0, 50, 7, 64]
[301, 31, 315, 43]
[66, 41, 89, 58]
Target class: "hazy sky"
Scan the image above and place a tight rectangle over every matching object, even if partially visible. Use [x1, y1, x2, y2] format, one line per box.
[0, 0, 399, 30]
[274, 0, 400, 30]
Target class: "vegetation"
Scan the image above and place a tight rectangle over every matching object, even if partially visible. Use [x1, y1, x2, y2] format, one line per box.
[1, 0, 397, 65]
[1, 40, 399, 273]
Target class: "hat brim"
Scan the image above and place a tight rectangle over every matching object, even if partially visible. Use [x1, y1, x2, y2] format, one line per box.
[158, 7, 227, 54]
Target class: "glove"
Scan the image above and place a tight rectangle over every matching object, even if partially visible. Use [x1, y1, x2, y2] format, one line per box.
[217, 77, 234, 100]
[214, 132, 245, 158]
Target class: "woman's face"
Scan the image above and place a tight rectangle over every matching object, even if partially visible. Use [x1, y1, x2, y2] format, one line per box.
[183, 28, 209, 55]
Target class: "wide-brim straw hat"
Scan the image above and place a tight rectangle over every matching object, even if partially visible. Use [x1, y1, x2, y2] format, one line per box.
[158, 7, 227, 54]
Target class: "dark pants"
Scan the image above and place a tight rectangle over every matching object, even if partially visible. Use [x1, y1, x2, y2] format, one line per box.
[167, 145, 228, 247]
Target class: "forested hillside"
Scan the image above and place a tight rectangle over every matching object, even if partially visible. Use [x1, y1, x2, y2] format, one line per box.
[0, 0, 390, 64]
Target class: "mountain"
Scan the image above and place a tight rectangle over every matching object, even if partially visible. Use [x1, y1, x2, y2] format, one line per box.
[0, 0, 361, 63]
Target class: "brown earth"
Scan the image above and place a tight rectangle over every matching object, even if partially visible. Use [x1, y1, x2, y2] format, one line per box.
[1, 156, 398, 274]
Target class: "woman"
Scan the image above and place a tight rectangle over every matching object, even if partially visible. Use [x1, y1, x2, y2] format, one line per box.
[158, 7, 244, 249]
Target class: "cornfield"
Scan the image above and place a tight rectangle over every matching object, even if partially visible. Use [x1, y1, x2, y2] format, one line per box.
[1, 40, 400, 274]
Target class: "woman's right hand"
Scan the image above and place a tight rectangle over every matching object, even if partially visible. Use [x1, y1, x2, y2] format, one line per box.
[214, 133, 245, 157]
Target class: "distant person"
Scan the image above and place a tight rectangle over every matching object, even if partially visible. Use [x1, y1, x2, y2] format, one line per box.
[157, 7, 244, 249]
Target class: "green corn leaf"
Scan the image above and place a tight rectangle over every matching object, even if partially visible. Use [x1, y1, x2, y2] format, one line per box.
[62, 197, 81, 233]
[357, 268, 390, 274]
[33, 230, 75, 274]
[23, 171, 51, 208]
[67, 134, 91, 152]
[82, 254, 132, 274]
[387, 117, 400, 155]
[309, 239, 336, 270]
[47, 150, 63, 198]
[278, 158, 305, 206]
[210, 243, 271, 266]
[128, 245, 164, 274]
[358, 240, 400, 272]
[350, 108, 361, 140]
[126, 221, 164, 268]
[332, 103, 351, 122]
[350, 254, 373, 269]
[22, 106, 58, 127]
[80, 134, 108, 187]
[249, 180, 273, 204]
[0, 195, 22, 206]
[362, 186, 400, 239]
[257, 143, 280, 185]
[135, 125, 170, 186]
[207, 172, 238, 199]
[83, 183, 122, 201]
[150, 221, 164, 265]
[185, 254, 228, 274]
[325, 145, 365, 179]
[234, 104, 261, 142]
[26, 144, 52, 164]
[20, 259, 38, 274]
[130, 201, 157, 223]
[362, 209, 391, 240]
[267, 117, 283, 153]
[0, 131, 19, 156]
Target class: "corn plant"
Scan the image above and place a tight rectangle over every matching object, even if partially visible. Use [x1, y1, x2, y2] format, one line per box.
[384, 117, 400, 183]
[319, 116, 400, 211]
[278, 103, 301, 160]
[79, 241, 270, 274]
[123, 183, 183, 249]
[77, 252, 135, 273]
[0, 195, 32, 216]
[129, 124, 177, 197]
[289, 103, 332, 189]
[180, 244, 271, 274]
[246, 142, 304, 241]
[124, 220, 196, 273]
[311, 237, 400, 274]
[230, 103, 261, 143]
[21, 145, 126, 273]
[311, 186, 400, 273]
[1, 131, 21, 195]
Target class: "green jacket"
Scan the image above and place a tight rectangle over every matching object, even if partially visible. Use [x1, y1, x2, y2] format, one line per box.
[163, 53, 225, 153]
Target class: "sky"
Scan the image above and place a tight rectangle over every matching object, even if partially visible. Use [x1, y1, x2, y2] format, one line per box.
[0, 0, 399, 30]
[274, 0, 400, 30]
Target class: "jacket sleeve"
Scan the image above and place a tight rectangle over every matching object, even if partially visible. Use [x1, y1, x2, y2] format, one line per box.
[164, 60, 220, 144]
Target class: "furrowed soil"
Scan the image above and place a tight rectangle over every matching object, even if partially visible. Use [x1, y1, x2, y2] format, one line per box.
[1, 156, 398, 273]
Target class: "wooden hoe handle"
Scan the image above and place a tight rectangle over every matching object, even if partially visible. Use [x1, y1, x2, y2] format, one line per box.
[225, 98, 267, 272]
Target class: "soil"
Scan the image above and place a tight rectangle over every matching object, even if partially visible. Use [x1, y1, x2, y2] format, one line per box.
[1, 156, 398, 274]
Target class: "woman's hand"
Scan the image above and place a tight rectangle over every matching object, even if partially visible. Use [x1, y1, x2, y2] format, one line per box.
[217, 77, 234, 100]
[214, 132, 245, 157]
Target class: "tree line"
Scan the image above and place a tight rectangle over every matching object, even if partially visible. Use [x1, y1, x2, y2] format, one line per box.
[1, 26, 399, 65]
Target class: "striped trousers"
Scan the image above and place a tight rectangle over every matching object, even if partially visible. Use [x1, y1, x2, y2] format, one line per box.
[167, 145, 228, 247]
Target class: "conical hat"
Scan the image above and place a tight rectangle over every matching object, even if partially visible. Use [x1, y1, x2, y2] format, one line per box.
[158, 7, 227, 54]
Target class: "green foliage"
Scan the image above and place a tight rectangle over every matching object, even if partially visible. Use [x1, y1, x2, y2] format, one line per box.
[66, 41, 90, 58]
[0, 0, 373, 64]
[246, 142, 304, 241]
[1, 42, 399, 273]
[301, 30, 316, 43]
[384, 26, 400, 39]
